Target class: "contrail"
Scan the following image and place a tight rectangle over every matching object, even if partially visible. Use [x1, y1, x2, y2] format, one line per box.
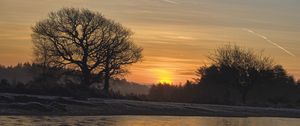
[242, 28, 296, 57]
[161, 0, 178, 4]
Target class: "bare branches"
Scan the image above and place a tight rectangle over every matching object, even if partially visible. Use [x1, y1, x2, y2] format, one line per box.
[32, 8, 142, 88]
[209, 44, 273, 72]
[198, 44, 276, 103]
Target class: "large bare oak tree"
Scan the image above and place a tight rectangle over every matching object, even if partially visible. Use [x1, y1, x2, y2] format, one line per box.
[32, 8, 142, 92]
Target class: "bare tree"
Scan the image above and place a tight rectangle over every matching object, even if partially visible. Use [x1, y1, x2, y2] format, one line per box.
[209, 44, 273, 71]
[101, 25, 143, 92]
[33, 36, 51, 76]
[32, 8, 142, 90]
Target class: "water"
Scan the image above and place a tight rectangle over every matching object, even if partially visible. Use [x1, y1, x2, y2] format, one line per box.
[0, 116, 299, 126]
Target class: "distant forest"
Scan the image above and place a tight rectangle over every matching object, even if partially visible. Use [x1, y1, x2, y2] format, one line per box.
[0, 63, 150, 97]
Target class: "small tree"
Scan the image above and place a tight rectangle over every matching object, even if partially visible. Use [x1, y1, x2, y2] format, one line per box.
[32, 8, 142, 92]
[102, 35, 143, 92]
[197, 44, 273, 103]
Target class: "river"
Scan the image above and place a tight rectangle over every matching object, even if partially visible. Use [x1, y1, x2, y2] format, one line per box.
[0, 116, 299, 126]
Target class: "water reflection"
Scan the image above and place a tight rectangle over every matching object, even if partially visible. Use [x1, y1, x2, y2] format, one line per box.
[0, 116, 299, 126]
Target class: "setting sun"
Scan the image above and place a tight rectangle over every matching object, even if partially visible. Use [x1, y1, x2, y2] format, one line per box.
[152, 69, 173, 84]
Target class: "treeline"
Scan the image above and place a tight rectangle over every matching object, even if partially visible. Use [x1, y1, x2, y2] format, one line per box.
[149, 79, 300, 107]
[149, 45, 300, 107]
[0, 63, 149, 98]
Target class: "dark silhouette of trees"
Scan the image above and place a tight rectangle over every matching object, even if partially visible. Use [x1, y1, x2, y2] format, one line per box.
[197, 44, 274, 103]
[149, 83, 182, 101]
[32, 8, 142, 92]
[148, 45, 300, 106]
[0, 63, 149, 98]
[100, 26, 143, 92]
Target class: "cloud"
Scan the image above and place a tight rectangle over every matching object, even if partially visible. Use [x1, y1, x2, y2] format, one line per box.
[161, 0, 178, 4]
[176, 36, 195, 40]
[243, 28, 296, 57]
[177, 70, 195, 76]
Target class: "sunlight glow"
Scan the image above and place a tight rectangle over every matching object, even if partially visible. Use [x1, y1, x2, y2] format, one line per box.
[153, 69, 173, 84]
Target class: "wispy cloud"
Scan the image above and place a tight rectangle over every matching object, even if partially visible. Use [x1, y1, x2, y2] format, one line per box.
[176, 36, 195, 40]
[161, 0, 178, 4]
[242, 28, 296, 57]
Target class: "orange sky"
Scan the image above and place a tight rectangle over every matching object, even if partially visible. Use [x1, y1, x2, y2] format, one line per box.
[0, 0, 300, 84]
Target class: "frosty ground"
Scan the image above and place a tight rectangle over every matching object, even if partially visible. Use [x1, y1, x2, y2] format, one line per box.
[1, 93, 300, 118]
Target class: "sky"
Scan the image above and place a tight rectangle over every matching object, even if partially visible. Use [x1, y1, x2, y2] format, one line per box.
[0, 0, 300, 84]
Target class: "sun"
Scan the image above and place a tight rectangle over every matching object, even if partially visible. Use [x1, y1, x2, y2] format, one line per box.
[153, 69, 173, 84]
[159, 79, 172, 84]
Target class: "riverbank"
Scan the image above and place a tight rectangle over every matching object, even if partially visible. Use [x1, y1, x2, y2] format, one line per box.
[1, 93, 300, 118]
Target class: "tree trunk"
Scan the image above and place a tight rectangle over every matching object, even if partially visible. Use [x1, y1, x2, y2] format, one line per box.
[103, 55, 111, 94]
[82, 74, 91, 85]
[241, 90, 247, 104]
[82, 66, 91, 86]
[103, 67, 110, 93]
